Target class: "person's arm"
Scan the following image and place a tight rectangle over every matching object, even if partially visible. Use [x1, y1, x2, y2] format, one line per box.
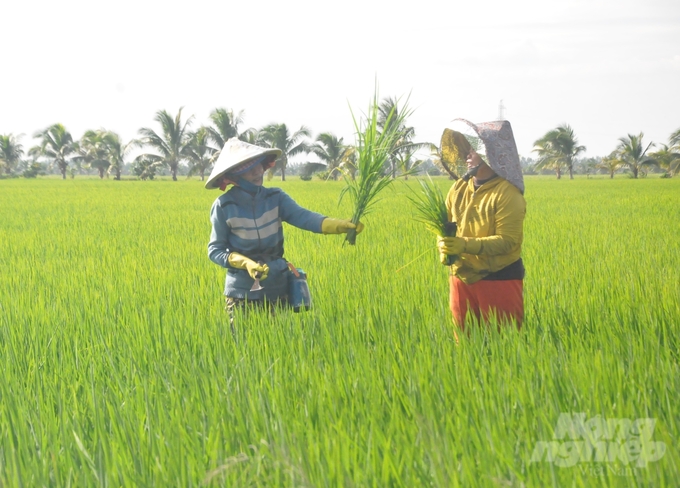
[461, 189, 525, 256]
[208, 199, 231, 267]
[208, 198, 270, 279]
[438, 187, 525, 257]
[278, 191, 326, 232]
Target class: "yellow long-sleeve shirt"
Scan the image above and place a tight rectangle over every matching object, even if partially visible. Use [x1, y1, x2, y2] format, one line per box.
[445, 176, 526, 284]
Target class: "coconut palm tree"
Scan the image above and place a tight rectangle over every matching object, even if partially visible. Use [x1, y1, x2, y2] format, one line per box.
[80, 130, 111, 178]
[309, 132, 352, 180]
[396, 153, 424, 180]
[137, 108, 193, 181]
[31, 123, 80, 179]
[0, 134, 24, 175]
[185, 127, 216, 181]
[597, 152, 623, 179]
[649, 144, 680, 177]
[204, 108, 259, 174]
[532, 135, 567, 179]
[533, 125, 586, 179]
[101, 132, 134, 180]
[555, 125, 586, 179]
[378, 96, 409, 133]
[132, 155, 158, 180]
[238, 128, 260, 145]
[338, 146, 358, 180]
[258, 123, 311, 181]
[616, 133, 654, 179]
[662, 127, 680, 177]
[205, 108, 247, 149]
[670, 127, 680, 148]
[80, 130, 134, 179]
[377, 96, 431, 179]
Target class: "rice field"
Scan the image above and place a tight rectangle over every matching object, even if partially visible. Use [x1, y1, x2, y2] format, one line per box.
[0, 176, 678, 486]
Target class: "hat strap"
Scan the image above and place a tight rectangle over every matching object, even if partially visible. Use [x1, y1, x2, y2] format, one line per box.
[219, 177, 237, 191]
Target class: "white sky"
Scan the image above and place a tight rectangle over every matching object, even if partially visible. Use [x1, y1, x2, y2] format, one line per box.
[1, 0, 679, 160]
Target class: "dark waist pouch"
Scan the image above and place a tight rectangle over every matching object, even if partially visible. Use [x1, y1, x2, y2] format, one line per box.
[482, 258, 525, 281]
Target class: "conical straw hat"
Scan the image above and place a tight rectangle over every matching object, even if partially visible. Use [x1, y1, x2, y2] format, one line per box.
[441, 119, 524, 194]
[205, 138, 281, 189]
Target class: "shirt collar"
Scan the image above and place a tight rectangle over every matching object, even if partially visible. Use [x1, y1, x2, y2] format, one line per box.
[235, 177, 262, 195]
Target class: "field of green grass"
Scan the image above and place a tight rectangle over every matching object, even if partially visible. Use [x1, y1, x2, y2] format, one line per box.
[0, 177, 678, 486]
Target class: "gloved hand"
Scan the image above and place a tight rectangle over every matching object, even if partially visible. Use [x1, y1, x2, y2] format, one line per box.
[227, 252, 269, 280]
[321, 218, 364, 235]
[437, 235, 466, 260]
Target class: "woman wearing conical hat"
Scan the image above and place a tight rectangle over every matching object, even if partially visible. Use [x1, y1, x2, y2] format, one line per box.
[437, 119, 526, 337]
[206, 138, 363, 332]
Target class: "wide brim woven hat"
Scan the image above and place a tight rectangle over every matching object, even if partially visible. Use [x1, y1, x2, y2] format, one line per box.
[441, 119, 524, 194]
[205, 138, 281, 189]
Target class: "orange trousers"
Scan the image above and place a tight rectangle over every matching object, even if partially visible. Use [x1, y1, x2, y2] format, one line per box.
[449, 276, 524, 332]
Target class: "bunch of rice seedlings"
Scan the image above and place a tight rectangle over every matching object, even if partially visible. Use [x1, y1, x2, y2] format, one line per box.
[340, 88, 413, 245]
[407, 177, 457, 264]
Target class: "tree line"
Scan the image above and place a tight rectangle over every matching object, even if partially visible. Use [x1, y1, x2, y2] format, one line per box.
[529, 124, 680, 179]
[0, 98, 430, 182]
[1, 103, 678, 180]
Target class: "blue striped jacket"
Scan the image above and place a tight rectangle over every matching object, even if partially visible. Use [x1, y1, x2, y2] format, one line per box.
[208, 180, 325, 299]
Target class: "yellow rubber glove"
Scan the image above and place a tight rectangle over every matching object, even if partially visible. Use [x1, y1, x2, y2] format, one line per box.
[321, 218, 364, 235]
[227, 252, 269, 280]
[437, 235, 466, 262]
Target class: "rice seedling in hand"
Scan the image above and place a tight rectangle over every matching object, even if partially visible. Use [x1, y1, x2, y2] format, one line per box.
[407, 177, 458, 265]
[340, 88, 414, 245]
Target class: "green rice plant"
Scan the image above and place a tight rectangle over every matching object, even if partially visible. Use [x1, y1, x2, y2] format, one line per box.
[340, 87, 413, 245]
[0, 176, 679, 486]
[407, 177, 458, 265]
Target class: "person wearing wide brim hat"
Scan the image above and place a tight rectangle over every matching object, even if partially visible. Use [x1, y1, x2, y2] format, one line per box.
[206, 138, 364, 331]
[435, 119, 526, 336]
[204, 138, 281, 190]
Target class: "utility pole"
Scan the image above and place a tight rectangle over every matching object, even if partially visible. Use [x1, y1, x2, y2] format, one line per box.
[498, 99, 506, 121]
